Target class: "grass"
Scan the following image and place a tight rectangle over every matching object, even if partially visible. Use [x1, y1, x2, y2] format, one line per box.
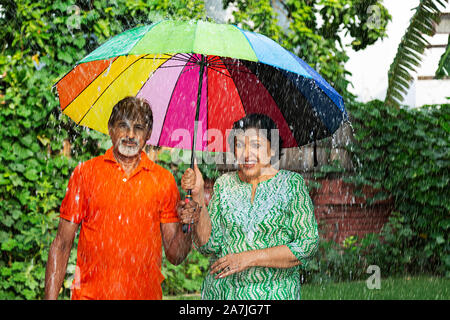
[301, 276, 449, 300]
[164, 276, 449, 300]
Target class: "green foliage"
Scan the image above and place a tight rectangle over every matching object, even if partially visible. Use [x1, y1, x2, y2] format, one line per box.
[436, 35, 450, 78]
[385, 0, 448, 107]
[345, 100, 449, 276]
[303, 234, 382, 284]
[0, 0, 205, 300]
[302, 100, 449, 284]
[161, 250, 209, 296]
[223, 0, 391, 98]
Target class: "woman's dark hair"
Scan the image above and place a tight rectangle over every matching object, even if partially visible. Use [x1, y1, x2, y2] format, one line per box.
[228, 113, 284, 161]
[108, 96, 153, 133]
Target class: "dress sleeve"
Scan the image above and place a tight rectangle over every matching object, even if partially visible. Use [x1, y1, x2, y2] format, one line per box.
[160, 171, 181, 224]
[194, 177, 223, 256]
[285, 173, 319, 269]
[60, 163, 87, 224]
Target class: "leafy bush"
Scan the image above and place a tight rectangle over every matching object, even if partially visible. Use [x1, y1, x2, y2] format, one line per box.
[303, 234, 379, 284]
[301, 100, 449, 284]
[161, 250, 209, 296]
[0, 0, 206, 300]
[343, 100, 449, 277]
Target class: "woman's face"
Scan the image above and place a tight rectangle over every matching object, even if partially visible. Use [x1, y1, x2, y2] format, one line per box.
[234, 128, 275, 180]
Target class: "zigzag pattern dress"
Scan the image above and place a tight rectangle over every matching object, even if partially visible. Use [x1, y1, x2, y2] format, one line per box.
[196, 169, 319, 300]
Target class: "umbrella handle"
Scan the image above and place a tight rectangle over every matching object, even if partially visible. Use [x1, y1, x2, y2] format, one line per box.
[183, 55, 205, 234]
[182, 191, 193, 233]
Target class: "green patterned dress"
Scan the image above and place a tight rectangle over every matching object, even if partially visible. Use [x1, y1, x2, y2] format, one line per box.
[196, 169, 319, 300]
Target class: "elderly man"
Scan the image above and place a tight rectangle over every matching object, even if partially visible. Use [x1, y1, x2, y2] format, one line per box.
[44, 97, 192, 300]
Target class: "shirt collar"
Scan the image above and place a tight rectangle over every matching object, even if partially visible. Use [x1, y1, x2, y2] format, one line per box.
[103, 147, 155, 172]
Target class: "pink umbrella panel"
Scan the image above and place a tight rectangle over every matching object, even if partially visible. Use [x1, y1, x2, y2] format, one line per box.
[135, 54, 298, 152]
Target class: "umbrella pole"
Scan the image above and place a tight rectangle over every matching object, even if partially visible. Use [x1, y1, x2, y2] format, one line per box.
[183, 55, 206, 233]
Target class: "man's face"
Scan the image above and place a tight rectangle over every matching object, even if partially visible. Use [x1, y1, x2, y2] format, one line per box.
[109, 117, 151, 158]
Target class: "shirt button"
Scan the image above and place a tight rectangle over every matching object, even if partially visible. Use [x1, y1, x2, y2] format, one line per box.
[122, 178, 127, 182]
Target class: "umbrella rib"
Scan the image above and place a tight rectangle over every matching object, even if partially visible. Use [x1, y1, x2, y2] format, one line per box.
[59, 57, 119, 112]
[168, 55, 193, 63]
[208, 60, 255, 76]
[142, 56, 190, 64]
[206, 56, 222, 64]
[218, 62, 248, 69]
[134, 54, 185, 99]
[156, 58, 191, 147]
[206, 66, 232, 78]
[186, 53, 199, 63]
[221, 59, 300, 147]
[181, 65, 202, 75]
[141, 53, 173, 60]
[157, 64, 193, 69]
[171, 57, 193, 63]
[177, 53, 198, 64]
[75, 54, 151, 126]
[207, 61, 226, 69]
[207, 62, 228, 70]
[178, 53, 194, 61]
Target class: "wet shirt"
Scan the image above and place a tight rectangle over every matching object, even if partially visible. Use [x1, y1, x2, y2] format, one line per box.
[60, 147, 180, 300]
[196, 170, 319, 300]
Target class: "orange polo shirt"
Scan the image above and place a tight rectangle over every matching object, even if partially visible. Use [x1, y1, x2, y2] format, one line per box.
[60, 147, 180, 300]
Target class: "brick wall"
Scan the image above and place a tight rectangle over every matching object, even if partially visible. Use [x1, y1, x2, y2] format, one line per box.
[308, 178, 393, 244]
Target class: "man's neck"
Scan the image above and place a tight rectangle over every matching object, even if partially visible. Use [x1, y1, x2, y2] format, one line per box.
[112, 148, 142, 176]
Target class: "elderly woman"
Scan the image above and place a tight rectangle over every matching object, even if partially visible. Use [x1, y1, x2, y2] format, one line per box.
[179, 114, 319, 300]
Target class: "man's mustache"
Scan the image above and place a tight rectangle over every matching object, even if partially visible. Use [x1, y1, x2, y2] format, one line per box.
[120, 138, 138, 146]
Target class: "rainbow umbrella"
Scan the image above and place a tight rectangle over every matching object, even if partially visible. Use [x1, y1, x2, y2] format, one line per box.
[55, 19, 346, 154]
[55, 20, 347, 231]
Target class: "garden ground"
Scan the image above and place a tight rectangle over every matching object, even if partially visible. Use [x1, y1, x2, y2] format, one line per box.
[164, 276, 449, 300]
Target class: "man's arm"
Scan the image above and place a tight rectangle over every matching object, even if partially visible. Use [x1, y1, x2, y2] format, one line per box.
[160, 222, 192, 265]
[44, 218, 79, 300]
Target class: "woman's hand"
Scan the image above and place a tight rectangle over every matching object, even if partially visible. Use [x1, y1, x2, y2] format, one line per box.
[210, 251, 255, 279]
[181, 162, 204, 200]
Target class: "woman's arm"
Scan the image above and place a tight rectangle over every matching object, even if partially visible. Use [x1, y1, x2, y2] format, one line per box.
[248, 245, 301, 268]
[192, 202, 212, 247]
[210, 245, 301, 279]
[284, 174, 319, 266]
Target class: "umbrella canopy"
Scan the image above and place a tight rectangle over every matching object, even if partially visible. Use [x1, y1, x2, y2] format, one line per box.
[55, 20, 347, 153]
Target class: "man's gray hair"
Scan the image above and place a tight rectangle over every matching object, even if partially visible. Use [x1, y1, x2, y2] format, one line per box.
[108, 96, 153, 132]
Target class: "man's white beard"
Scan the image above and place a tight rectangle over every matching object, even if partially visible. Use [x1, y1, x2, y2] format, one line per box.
[118, 143, 140, 157]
